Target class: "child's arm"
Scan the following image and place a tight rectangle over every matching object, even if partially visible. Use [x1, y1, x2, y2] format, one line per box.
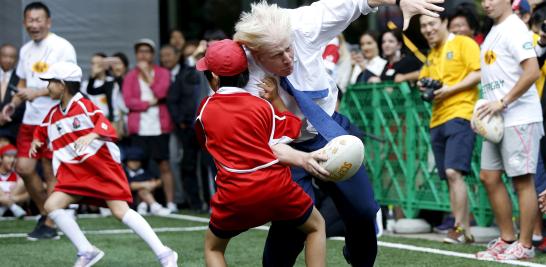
[259, 76, 288, 112]
[29, 114, 50, 157]
[270, 143, 329, 180]
[74, 101, 119, 153]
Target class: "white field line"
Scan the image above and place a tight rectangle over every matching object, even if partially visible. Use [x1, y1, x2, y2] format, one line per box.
[329, 237, 546, 267]
[3, 214, 546, 266]
[0, 226, 209, 238]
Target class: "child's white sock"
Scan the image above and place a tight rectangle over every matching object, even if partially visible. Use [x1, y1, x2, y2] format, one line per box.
[49, 209, 93, 253]
[121, 209, 169, 256]
[9, 204, 26, 218]
[533, 234, 543, 242]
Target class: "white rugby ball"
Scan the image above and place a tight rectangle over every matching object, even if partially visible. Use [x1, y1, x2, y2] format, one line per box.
[471, 99, 504, 143]
[318, 135, 365, 182]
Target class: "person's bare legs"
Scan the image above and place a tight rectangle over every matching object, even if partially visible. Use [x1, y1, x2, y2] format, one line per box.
[513, 174, 538, 248]
[204, 230, 230, 267]
[480, 170, 516, 242]
[158, 160, 174, 204]
[16, 157, 45, 212]
[445, 169, 470, 230]
[297, 207, 326, 267]
[138, 188, 156, 205]
[533, 209, 543, 241]
[41, 158, 56, 195]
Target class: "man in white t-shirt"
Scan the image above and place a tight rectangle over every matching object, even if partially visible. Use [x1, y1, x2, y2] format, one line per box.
[476, 0, 543, 261]
[2, 2, 76, 241]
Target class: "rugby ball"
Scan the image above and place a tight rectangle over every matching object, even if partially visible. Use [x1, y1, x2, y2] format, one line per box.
[318, 135, 365, 182]
[471, 99, 504, 143]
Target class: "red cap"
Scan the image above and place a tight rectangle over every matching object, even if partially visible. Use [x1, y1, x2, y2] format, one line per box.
[0, 144, 16, 156]
[196, 39, 248, 76]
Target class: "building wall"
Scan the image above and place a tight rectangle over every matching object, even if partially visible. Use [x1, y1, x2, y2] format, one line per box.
[0, 0, 160, 76]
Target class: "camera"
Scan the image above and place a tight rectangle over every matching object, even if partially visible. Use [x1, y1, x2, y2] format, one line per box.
[419, 78, 443, 102]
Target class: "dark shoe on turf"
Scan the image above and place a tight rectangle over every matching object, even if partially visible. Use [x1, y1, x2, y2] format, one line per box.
[27, 220, 60, 241]
[342, 245, 351, 264]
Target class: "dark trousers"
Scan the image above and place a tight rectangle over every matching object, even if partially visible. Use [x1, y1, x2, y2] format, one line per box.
[176, 128, 207, 209]
[262, 112, 379, 267]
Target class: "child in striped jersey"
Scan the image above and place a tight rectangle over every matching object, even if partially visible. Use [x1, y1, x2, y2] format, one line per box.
[29, 62, 178, 267]
[0, 144, 28, 218]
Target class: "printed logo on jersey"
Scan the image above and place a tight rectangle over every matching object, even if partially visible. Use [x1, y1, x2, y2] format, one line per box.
[523, 42, 533, 50]
[56, 123, 63, 134]
[72, 117, 81, 129]
[446, 51, 454, 60]
[31, 61, 49, 73]
[101, 122, 108, 130]
[484, 50, 496, 65]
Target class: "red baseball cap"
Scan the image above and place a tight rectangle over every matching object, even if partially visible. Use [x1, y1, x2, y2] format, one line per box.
[196, 39, 248, 76]
[0, 144, 16, 156]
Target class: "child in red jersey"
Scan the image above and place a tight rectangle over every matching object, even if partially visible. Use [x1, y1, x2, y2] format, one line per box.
[0, 144, 28, 218]
[195, 39, 327, 267]
[29, 62, 177, 267]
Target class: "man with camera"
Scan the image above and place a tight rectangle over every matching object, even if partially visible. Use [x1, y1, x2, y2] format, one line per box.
[418, 11, 481, 244]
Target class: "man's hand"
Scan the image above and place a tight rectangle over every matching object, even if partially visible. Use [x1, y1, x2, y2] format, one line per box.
[539, 190, 546, 213]
[74, 133, 99, 154]
[301, 150, 330, 181]
[148, 97, 158, 106]
[137, 61, 152, 84]
[539, 20, 546, 46]
[29, 139, 44, 158]
[258, 76, 279, 102]
[16, 87, 39, 101]
[476, 100, 504, 120]
[2, 103, 16, 123]
[400, 0, 444, 30]
[433, 85, 452, 101]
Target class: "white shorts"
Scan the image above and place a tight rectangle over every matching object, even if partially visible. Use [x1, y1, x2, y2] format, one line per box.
[481, 122, 544, 177]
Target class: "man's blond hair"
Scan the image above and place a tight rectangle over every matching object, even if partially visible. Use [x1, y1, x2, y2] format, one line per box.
[234, 1, 292, 53]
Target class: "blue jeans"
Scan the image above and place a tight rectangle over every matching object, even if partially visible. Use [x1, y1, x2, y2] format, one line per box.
[262, 112, 380, 267]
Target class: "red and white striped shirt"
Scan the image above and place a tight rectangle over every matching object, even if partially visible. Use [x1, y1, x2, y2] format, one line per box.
[33, 93, 131, 203]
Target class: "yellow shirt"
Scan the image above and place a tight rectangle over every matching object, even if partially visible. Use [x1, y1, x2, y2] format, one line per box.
[532, 33, 546, 97]
[419, 34, 480, 128]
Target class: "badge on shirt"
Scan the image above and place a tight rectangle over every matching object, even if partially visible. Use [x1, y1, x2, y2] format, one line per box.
[523, 42, 533, 50]
[446, 51, 454, 60]
[56, 123, 63, 134]
[101, 122, 108, 130]
[31, 61, 49, 74]
[72, 118, 81, 129]
[484, 50, 496, 65]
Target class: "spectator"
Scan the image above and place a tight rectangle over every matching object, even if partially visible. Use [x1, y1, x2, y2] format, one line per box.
[124, 147, 170, 216]
[349, 32, 387, 84]
[82, 53, 128, 140]
[418, 10, 480, 244]
[448, 3, 484, 44]
[2, 1, 77, 240]
[110, 52, 129, 87]
[378, 30, 422, 83]
[169, 29, 186, 54]
[160, 45, 181, 82]
[122, 38, 177, 212]
[182, 40, 199, 59]
[0, 44, 25, 144]
[477, 0, 542, 260]
[0, 144, 28, 218]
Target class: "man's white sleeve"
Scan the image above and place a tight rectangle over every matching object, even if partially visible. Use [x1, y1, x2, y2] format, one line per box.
[289, 0, 376, 49]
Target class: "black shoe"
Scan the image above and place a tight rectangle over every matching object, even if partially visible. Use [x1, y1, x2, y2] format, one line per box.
[27, 219, 60, 241]
[342, 245, 351, 264]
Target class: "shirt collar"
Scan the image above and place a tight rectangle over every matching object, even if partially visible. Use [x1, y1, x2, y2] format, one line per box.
[216, 87, 249, 95]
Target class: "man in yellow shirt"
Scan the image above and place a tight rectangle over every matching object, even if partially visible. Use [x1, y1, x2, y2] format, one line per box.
[418, 11, 481, 244]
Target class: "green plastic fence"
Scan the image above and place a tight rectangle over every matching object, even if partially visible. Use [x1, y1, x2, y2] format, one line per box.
[339, 82, 520, 227]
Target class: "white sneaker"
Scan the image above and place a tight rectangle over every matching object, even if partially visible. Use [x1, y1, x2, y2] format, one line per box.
[137, 202, 148, 215]
[476, 238, 511, 260]
[167, 202, 178, 213]
[73, 246, 104, 267]
[158, 248, 178, 267]
[99, 207, 112, 217]
[9, 204, 26, 218]
[496, 241, 535, 260]
[151, 203, 171, 216]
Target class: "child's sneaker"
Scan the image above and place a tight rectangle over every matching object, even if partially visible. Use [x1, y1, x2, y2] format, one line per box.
[9, 204, 26, 218]
[496, 242, 535, 260]
[151, 203, 171, 216]
[74, 246, 104, 267]
[434, 215, 455, 234]
[476, 238, 511, 260]
[167, 202, 178, 213]
[137, 202, 148, 215]
[158, 248, 178, 267]
[443, 226, 474, 244]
